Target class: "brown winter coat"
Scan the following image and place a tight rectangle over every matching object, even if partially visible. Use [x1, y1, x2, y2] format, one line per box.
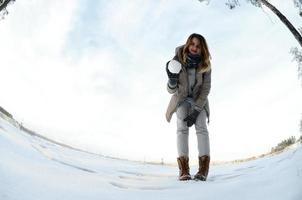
[165, 46, 211, 123]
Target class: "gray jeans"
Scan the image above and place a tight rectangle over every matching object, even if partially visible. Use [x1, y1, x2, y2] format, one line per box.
[176, 101, 210, 157]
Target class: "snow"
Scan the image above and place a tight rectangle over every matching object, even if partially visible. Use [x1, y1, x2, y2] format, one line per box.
[1, 114, 302, 200]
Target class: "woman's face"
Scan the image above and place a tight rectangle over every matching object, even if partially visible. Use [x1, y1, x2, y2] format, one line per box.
[188, 37, 201, 55]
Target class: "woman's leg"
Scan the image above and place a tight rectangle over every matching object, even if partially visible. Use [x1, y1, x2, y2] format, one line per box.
[194, 108, 210, 181]
[176, 102, 190, 157]
[176, 102, 191, 180]
[195, 108, 210, 156]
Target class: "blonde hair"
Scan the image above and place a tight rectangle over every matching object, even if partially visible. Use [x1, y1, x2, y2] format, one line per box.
[177, 33, 212, 73]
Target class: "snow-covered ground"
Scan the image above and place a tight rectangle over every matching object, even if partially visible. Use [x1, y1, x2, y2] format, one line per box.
[1, 114, 302, 200]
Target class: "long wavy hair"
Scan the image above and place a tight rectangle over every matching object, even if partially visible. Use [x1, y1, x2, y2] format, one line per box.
[177, 33, 212, 73]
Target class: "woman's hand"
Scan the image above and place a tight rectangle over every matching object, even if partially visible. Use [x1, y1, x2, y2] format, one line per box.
[184, 110, 200, 127]
[166, 60, 182, 89]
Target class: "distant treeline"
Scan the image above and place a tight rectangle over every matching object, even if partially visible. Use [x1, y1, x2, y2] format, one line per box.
[271, 135, 302, 153]
[0, 106, 13, 118]
[229, 135, 302, 164]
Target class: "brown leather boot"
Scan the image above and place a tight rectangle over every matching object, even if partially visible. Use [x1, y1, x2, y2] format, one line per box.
[177, 156, 191, 181]
[194, 155, 210, 181]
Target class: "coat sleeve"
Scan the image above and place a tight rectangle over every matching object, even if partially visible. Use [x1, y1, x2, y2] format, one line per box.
[195, 69, 211, 110]
[166, 82, 178, 94]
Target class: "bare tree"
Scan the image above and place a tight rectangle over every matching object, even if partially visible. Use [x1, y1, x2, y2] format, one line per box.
[198, 0, 302, 82]
[262, 0, 302, 47]
[0, 0, 16, 20]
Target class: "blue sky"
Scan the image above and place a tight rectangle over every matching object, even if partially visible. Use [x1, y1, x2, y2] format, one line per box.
[0, 0, 301, 162]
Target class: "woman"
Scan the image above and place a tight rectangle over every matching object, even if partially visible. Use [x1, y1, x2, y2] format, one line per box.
[165, 33, 212, 181]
